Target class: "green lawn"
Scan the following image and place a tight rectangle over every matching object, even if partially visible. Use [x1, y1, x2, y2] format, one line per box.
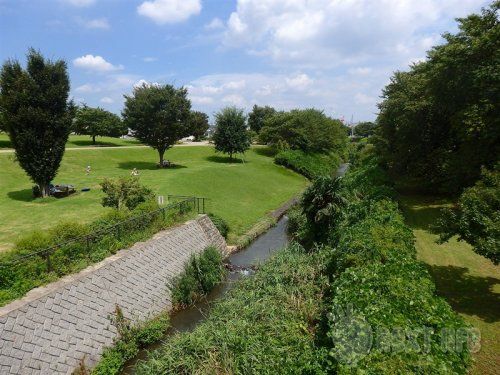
[400, 195, 500, 375]
[0, 146, 308, 251]
[0, 133, 142, 149]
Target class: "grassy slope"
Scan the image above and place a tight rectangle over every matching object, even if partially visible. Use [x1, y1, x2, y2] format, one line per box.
[0, 146, 307, 251]
[400, 195, 500, 375]
[0, 133, 141, 149]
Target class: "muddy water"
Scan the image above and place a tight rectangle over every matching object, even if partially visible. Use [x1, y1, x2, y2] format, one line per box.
[122, 216, 290, 374]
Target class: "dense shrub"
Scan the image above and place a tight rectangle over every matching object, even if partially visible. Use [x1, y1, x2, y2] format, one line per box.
[207, 213, 229, 238]
[100, 176, 155, 210]
[274, 149, 341, 179]
[92, 307, 170, 375]
[170, 246, 225, 307]
[437, 164, 499, 264]
[135, 244, 328, 374]
[0, 201, 195, 307]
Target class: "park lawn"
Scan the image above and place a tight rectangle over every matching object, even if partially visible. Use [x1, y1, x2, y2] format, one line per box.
[400, 195, 500, 375]
[0, 146, 308, 251]
[0, 133, 142, 149]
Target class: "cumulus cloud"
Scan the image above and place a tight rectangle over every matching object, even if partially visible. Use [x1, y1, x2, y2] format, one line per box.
[75, 83, 101, 93]
[80, 17, 110, 30]
[205, 17, 224, 30]
[73, 55, 123, 72]
[100, 96, 114, 104]
[222, 0, 485, 68]
[137, 0, 201, 24]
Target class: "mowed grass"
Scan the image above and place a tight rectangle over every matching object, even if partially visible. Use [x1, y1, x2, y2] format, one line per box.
[0, 146, 308, 251]
[400, 195, 500, 375]
[0, 133, 142, 149]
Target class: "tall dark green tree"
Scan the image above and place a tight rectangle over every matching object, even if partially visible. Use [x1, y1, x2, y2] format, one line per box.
[188, 110, 209, 141]
[248, 105, 276, 134]
[0, 49, 74, 197]
[122, 83, 191, 165]
[376, 2, 500, 193]
[354, 121, 377, 137]
[213, 107, 250, 161]
[74, 105, 126, 144]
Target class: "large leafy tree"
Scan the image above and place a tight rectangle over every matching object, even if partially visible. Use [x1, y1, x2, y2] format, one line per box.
[260, 108, 347, 154]
[122, 83, 191, 165]
[213, 107, 250, 161]
[73, 105, 126, 144]
[0, 49, 74, 197]
[248, 105, 276, 134]
[188, 110, 209, 141]
[354, 121, 377, 138]
[376, 2, 500, 193]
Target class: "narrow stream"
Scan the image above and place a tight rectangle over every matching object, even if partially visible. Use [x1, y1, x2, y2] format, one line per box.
[122, 216, 290, 374]
[122, 163, 348, 373]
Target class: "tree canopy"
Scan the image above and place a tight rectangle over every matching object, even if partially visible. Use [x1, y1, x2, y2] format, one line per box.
[74, 105, 126, 144]
[122, 83, 191, 165]
[188, 111, 209, 141]
[212, 107, 250, 160]
[376, 2, 500, 193]
[248, 105, 276, 134]
[260, 108, 348, 154]
[354, 121, 377, 138]
[0, 49, 74, 197]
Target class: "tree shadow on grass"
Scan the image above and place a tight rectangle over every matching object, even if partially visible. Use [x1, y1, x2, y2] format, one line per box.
[0, 140, 12, 149]
[425, 264, 500, 323]
[117, 161, 187, 171]
[400, 196, 451, 231]
[205, 155, 246, 164]
[7, 189, 35, 202]
[70, 140, 119, 147]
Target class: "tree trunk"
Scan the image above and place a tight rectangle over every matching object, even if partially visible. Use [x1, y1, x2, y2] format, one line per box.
[159, 149, 165, 167]
[92, 135, 96, 145]
[229, 152, 233, 161]
[39, 183, 50, 198]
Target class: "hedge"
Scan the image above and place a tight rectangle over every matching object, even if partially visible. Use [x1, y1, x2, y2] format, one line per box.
[274, 149, 341, 179]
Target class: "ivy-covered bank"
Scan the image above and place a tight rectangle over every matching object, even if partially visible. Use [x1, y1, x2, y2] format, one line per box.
[134, 153, 473, 374]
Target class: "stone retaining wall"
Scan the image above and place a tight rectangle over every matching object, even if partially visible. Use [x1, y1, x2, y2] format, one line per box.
[0, 215, 226, 374]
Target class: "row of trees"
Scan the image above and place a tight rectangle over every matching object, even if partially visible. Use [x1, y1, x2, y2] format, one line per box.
[375, 2, 499, 194]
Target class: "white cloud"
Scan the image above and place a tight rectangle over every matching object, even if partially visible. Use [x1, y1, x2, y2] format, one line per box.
[137, 0, 201, 24]
[100, 96, 114, 104]
[285, 74, 313, 89]
[142, 57, 158, 62]
[133, 79, 160, 88]
[75, 83, 101, 93]
[61, 0, 95, 6]
[80, 17, 110, 30]
[73, 55, 123, 72]
[222, 0, 486, 68]
[205, 17, 224, 30]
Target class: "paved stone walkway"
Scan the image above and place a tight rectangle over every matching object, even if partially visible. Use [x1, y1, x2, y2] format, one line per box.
[0, 215, 226, 374]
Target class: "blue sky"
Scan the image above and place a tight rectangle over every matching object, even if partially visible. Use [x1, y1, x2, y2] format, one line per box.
[0, 0, 489, 122]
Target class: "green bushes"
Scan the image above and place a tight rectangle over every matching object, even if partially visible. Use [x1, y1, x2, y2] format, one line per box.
[135, 244, 328, 374]
[274, 149, 341, 179]
[0, 201, 195, 307]
[207, 212, 229, 238]
[170, 246, 225, 307]
[92, 306, 170, 375]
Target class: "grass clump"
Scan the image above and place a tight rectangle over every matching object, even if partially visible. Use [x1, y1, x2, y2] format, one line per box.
[91, 306, 170, 375]
[170, 246, 225, 307]
[135, 243, 328, 374]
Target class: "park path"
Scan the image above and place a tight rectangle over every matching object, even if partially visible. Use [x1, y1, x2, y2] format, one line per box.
[0, 141, 211, 154]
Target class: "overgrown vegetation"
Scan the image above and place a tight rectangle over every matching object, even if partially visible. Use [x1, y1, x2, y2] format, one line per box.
[0, 200, 195, 307]
[170, 246, 226, 307]
[135, 243, 328, 374]
[376, 2, 499, 193]
[100, 176, 154, 210]
[91, 306, 170, 375]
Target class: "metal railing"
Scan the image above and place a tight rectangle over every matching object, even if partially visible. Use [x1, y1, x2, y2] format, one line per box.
[0, 196, 204, 272]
